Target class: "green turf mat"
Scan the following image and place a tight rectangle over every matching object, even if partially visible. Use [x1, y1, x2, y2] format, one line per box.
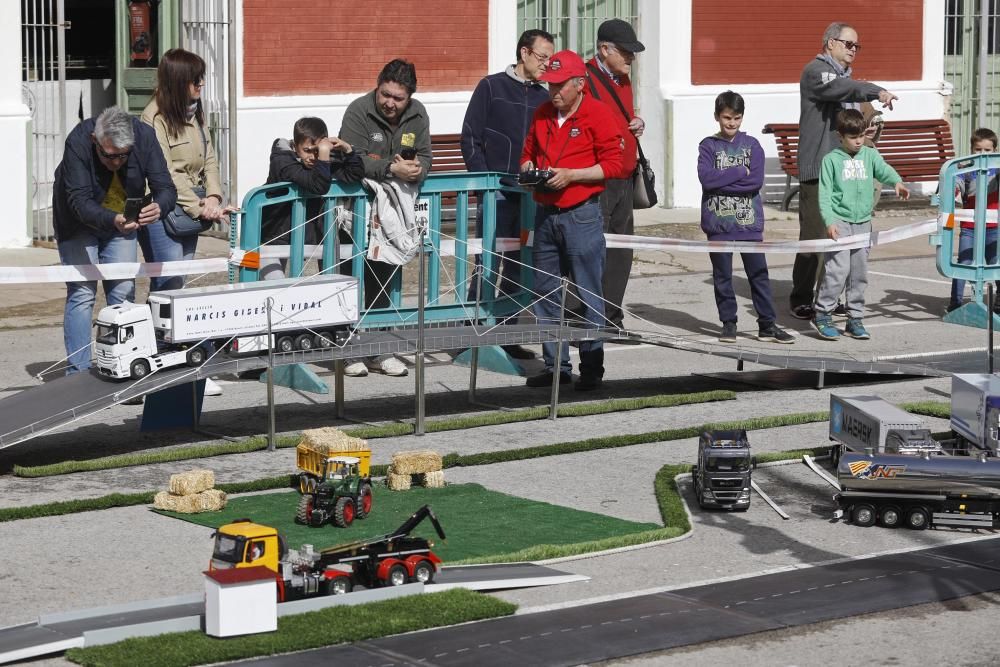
[157, 484, 659, 562]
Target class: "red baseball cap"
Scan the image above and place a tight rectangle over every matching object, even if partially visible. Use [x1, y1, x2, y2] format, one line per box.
[539, 50, 586, 83]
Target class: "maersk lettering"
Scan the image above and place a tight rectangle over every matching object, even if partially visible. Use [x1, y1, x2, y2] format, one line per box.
[843, 412, 873, 445]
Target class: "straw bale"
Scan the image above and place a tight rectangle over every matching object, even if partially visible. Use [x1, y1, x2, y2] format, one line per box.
[423, 470, 445, 488]
[386, 471, 412, 491]
[299, 427, 369, 453]
[168, 469, 215, 496]
[390, 450, 443, 475]
[153, 489, 227, 513]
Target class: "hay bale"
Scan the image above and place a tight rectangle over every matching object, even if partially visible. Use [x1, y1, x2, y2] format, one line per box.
[300, 427, 369, 454]
[168, 469, 215, 496]
[390, 449, 442, 475]
[153, 488, 227, 513]
[423, 470, 445, 488]
[386, 471, 412, 491]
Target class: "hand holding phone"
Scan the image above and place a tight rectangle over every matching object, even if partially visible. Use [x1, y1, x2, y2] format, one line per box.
[124, 193, 153, 223]
[399, 147, 417, 161]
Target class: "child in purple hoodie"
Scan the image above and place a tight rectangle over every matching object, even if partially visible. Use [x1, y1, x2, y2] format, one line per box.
[698, 91, 793, 344]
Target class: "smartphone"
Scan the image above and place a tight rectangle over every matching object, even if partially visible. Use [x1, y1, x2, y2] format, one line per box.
[400, 147, 417, 160]
[124, 193, 153, 223]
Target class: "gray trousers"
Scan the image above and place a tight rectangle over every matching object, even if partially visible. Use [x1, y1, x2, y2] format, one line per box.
[815, 220, 871, 319]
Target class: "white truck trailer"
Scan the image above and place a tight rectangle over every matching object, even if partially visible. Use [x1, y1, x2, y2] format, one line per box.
[828, 395, 940, 465]
[951, 374, 1000, 455]
[94, 276, 359, 380]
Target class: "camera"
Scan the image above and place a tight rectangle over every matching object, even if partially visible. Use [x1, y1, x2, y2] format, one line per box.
[518, 169, 556, 190]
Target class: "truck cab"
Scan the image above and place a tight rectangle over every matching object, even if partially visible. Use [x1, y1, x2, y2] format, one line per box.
[94, 302, 158, 379]
[692, 430, 752, 511]
[210, 520, 282, 574]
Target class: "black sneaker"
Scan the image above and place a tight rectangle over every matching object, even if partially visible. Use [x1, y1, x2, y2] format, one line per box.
[945, 301, 962, 314]
[833, 301, 847, 317]
[526, 371, 572, 387]
[758, 324, 795, 344]
[789, 304, 814, 320]
[574, 375, 603, 391]
[719, 321, 738, 343]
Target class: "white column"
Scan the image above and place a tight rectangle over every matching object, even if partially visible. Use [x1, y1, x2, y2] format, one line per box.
[0, 2, 31, 248]
[488, 0, 518, 73]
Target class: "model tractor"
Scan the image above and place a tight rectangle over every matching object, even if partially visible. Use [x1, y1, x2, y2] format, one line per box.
[296, 455, 373, 528]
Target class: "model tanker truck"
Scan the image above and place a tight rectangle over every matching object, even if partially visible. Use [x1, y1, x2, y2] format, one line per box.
[834, 450, 1000, 530]
[828, 395, 940, 465]
[209, 505, 446, 600]
[93, 275, 359, 379]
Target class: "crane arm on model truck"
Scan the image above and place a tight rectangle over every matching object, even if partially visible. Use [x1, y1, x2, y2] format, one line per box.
[94, 275, 359, 380]
[209, 505, 446, 601]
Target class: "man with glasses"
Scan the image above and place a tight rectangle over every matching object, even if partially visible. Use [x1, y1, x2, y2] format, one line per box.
[460, 28, 554, 360]
[789, 22, 898, 321]
[585, 18, 645, 334]
[53, 105, 175, 374]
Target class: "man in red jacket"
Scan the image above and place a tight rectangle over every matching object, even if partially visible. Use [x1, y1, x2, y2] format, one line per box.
[586, 18, 646, 333]
[520, 50, 624, 391]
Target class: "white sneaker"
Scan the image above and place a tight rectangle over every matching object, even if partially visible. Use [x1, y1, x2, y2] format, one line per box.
[368, 356, 408, 377]
[203, 377, 223, 396]
[344, 361, 369, 377]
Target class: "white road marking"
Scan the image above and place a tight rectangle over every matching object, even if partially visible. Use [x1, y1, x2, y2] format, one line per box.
[869, 270, 950, 285]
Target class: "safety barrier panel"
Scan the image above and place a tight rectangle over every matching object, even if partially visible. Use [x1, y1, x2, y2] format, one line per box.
[237, 173, 536, 329]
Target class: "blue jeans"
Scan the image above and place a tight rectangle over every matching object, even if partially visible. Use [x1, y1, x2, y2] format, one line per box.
[709, 250, 777, 325]
[138, 220, 198, 292]
[532, 199, 605, 378]
[468, 191, 532, 302]
[57, 229, 137, 374]
[950, 226, 999, 306]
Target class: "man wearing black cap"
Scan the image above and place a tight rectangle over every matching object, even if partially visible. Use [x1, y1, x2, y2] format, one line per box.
[585, 18, 646, 333]
[520, 50, 624, 391]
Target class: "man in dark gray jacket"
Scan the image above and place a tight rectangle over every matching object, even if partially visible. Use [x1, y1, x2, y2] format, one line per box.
[788, 22, 898, 320]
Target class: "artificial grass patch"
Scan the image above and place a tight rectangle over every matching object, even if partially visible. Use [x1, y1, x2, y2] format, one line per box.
[14, 390, 734, 478]
[64, 588, 515, 667]
[159, 483, 660, 564]
[900, 400, 950, 419]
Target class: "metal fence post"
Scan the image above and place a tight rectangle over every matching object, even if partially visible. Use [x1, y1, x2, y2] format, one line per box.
[549, 277, 569, 420]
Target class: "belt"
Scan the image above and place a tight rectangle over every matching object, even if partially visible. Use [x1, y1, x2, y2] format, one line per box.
[543, 195, 600, 214]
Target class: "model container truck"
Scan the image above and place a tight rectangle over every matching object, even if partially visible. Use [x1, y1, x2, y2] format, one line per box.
[94, 275, 359, 380]
[834, 450, 1000, 530]
[691, 430, 753, 511]
[828, 395, 940, 465]
[950, 374, 1000, 455]
[209, 505, 446, 599]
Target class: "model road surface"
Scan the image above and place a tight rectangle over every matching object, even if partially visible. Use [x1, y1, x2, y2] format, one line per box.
[227, 537, 1000, 667]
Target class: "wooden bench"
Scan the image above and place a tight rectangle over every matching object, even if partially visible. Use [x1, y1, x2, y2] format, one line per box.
[762, 119, 956, 211]
[429, 133, 467, 173]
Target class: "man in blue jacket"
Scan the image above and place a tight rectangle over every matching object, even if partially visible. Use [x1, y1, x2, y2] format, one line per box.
[461, 29, 554, 360]
[54, 106, 176, 374]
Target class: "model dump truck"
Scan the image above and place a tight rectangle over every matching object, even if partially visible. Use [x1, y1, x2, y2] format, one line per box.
[951, 374, 1000, 455]
[834, 451, 1000, 530]
[828, 395, 939, 465]
[692, 429, 752, 511]
[209, 504, 446, 600]
[94, 275, 359, 379]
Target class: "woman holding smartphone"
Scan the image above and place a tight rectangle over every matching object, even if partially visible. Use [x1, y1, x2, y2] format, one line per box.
[139, 48, 230, 292]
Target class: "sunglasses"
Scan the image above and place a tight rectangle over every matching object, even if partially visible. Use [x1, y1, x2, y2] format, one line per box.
[95, 143, 131, 161]
[833, 38, 861, 51]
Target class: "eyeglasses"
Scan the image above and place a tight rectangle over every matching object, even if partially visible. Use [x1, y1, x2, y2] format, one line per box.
[526, 48, 551, 63]
[833, 38, 861, 51]
[95, 143, 131, 161]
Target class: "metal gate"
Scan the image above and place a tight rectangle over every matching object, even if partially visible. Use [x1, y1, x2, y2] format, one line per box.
[180, 0, 234, 233]
[22, 0, 67, 244]
[944, 0, 1000, 155]
[517, 0, 639, 60]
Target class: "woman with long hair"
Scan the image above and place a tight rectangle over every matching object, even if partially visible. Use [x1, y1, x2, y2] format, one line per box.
[139, 48, 230, 292]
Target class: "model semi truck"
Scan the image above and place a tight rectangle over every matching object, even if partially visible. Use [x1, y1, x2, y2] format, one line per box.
[209, 505, 446, 600]
[94, 275, 359, 380]
[828, 395, 940, 465]
[950, 374, 1000, 455]
[691, 429, 753, 511]
[834, 450, 1000, 530]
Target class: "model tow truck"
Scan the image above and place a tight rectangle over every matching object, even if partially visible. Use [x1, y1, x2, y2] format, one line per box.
[209, 505, 446, 600]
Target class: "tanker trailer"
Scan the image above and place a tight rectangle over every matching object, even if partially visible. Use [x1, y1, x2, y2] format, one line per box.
[834, 451, 1000, 530]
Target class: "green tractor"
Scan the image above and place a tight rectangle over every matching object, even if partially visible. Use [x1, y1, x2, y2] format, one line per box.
[295, 456, 373, 528]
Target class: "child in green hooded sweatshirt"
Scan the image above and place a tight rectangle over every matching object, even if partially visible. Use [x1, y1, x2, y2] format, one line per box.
[813, 109, 909, 341]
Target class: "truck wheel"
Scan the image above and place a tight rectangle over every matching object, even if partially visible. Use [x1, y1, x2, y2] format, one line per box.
[356, 483, 373, 519]
[333, 497, 355, 528]
[315, 332, 334, 348]
[295, 334, 313, 351]
[412, 559, 434, 584]
[295, 495, 313, 525]
[879, 505, 902, 528]
[324, 576, 353, 596]
[186, 346, 206, 366]
[906, 507, 930, 530]
[130, 360, 150, 380]
[852, 503, 877, 527]
[385, 563, 409, 587]
[277, 336, 294, 353]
